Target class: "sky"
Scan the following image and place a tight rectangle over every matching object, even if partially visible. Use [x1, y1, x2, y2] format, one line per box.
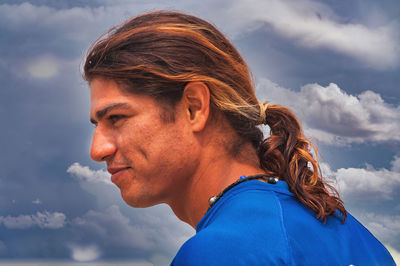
[0, 0, 399, 265]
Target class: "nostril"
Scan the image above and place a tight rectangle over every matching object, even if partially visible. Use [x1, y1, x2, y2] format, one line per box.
[101, 154, 110, 161]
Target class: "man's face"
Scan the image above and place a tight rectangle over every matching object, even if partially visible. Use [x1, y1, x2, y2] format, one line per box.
[89, 78, 197, 207]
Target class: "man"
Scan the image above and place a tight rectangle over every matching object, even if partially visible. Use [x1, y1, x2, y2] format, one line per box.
[85, 10, 395, 265]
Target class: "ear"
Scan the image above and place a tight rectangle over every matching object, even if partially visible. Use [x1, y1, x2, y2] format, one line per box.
[182, 82, 210, 132]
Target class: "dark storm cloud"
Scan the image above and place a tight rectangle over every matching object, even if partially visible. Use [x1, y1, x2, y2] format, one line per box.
[0, 1, 100, 241]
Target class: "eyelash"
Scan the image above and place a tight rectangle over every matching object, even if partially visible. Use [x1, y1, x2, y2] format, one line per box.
[108, 115, 125, 124]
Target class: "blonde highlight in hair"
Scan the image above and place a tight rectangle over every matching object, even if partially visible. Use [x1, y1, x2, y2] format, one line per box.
[84, 10, 346, 223]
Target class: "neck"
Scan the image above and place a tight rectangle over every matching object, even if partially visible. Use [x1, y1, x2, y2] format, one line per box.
[167, 144, 265, 229]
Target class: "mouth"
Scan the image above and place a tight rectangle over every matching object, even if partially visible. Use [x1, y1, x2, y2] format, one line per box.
[107, 166, 131, 184]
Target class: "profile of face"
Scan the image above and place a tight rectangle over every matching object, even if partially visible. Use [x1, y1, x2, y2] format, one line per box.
[89, 78, 198, 207]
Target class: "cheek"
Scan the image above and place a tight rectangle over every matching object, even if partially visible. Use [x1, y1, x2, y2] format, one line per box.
[121, 120, 169, 155]
[120, 120, 154, 143]
[115, 123, 152, 158]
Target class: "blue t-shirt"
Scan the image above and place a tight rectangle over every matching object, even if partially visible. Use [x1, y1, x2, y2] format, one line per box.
[171, 180, 395, 265]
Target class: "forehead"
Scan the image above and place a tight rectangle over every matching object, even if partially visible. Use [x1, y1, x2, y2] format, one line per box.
[90, 78, 128, 105]
[89, 78, 157, 117]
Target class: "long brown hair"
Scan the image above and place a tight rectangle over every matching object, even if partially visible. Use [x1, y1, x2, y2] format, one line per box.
[83, 10, 347, 223]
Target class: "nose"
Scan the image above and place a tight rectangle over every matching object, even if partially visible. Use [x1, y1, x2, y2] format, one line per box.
[90, 127, 117, 162]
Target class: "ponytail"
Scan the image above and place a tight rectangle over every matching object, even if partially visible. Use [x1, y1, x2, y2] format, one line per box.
[258, 104, 347, 223]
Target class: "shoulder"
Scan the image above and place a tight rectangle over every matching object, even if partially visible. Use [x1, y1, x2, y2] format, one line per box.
[172, 187, 293, 265]
[205, 181, 290, 227]
[171, 227, 291, 266]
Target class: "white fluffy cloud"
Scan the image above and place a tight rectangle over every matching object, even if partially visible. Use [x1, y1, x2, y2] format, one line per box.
[227, 0, 400, 69]
[257, 78, 400, 145]
[67, 163, 121, 208]
[0, 211, 66, 229]
[66, 163, 194, 262]
[320, 158, 400, 255]
[68, 244, 101, 262]
[71, 205, 155, 251]
[321, 156, 400, 202]
[335, 166, 400, 201]
[67, 162, 111, 185]
[70, 204, 193, 263]
[391, 156, 400, 172]
[26, 55, 59, 79]
[357, 213, 400, 251]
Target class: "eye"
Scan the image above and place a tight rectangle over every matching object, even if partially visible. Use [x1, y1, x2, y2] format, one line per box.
[108, 115, 126, 125]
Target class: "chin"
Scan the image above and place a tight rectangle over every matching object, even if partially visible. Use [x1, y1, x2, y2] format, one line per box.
[121, 191, 158, 208]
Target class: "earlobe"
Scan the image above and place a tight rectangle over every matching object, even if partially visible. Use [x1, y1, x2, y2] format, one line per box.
[182, 82, 210, 132]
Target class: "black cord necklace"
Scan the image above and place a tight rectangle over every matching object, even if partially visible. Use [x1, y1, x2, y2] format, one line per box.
[207, 174, 279, 211]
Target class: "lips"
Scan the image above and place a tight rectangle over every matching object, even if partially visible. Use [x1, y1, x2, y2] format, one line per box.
[107, 166, 130, 184]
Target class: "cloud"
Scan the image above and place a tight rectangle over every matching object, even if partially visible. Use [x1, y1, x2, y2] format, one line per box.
[132, 204, 195, 258]
[228, 0, 400, 69]
[320, 158, 400, 253]
[391, 156, 400, 172]
[321, 156, 400, 202]
[0, 3, 134, 81]
[67, 163, 124, 209]
[386, 245, 400, 266]
[257, 78, 400, 145]
[71, 205, 155, 252]
[0, 2, 143, 45]
[1, 1, 398, 261]
[68, 204, 193, 262]
[26, 55, 59, 79]
[0, 203, 192, 260]
[357, 213, 400, 251]
[66, 163, 194, 260]
[0, 211, 66, 229]
[68, 244, 101, 262]
[4, 1, 398, 70]
[32, 199, 42, 205]
[320, 157, 400, 255]
[67, 162, 111, 185]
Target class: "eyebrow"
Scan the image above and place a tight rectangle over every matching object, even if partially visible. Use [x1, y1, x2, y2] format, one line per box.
[90, 102, 131, 124]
